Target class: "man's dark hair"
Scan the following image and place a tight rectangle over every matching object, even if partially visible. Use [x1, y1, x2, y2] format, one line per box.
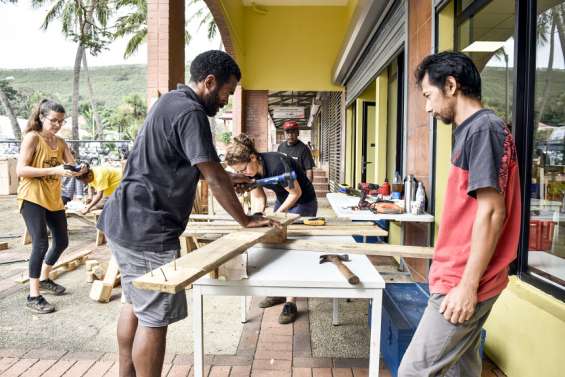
[415, 51, 481, 100]
[189, 50, 241, 85]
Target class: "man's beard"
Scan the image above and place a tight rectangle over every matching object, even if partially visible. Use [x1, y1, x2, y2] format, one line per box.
[434, 107, 455, 124]
[202, 89, 221, 116]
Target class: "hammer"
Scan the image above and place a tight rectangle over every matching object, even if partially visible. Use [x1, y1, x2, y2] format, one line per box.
[319, 254, 360, 285]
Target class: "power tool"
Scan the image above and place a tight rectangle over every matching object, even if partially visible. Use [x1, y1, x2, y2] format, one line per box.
[242, 156, 297, 191]
[244, 171, 297, 191]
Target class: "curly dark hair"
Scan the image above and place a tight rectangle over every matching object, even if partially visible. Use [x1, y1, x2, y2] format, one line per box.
[415, 51, 481, 100]
[189, 50, 241, 86]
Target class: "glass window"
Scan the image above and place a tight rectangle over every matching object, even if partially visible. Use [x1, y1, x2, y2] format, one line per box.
[528, 0, 565, 288]
[456, 0, 515, 125]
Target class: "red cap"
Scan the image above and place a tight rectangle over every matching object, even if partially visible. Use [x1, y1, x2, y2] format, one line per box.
[282, 120, 299, 131]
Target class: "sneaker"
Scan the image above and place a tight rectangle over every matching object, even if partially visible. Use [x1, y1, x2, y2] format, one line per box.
[26, 295, 55, 314]
[39, 279, 66, 295]
[258, 296, 286, 308]
[278, 302, 298, 324]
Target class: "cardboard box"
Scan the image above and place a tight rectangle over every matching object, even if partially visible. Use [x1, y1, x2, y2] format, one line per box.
[0, 158, 18, 195]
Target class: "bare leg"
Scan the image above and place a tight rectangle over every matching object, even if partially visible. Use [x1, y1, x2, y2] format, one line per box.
[40, 264, 53, 280]
[117, 304, 138, 377]
[132, 324, 168, 377]
[287, 297, 295, 303]
[29, 278, 40, 297]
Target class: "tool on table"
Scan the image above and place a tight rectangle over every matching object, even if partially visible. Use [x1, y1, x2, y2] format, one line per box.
[303, 217, 326, 226]
[242, 157, 297, 191]
[319, 254, 360, 285]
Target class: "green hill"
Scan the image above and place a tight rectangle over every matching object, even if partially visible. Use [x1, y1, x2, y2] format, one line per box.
[0, 65, 147, 110]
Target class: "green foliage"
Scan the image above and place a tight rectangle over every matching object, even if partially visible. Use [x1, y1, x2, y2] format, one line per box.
[219, 131, 232, 145]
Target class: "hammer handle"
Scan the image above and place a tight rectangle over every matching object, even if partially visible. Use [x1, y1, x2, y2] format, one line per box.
[333, 259, 360, 285]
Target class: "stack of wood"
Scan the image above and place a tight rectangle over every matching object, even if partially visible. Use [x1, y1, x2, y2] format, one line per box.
[89, 256, 121, 303]
[14, 247, 93, 284]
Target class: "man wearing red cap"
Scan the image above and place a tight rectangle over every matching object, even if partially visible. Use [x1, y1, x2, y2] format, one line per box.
[277, 120, 316, 181]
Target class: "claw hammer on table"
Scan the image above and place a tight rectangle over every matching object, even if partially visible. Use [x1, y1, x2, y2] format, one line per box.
[319, 254, 360, 285]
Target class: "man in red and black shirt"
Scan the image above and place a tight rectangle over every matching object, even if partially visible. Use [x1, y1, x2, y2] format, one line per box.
[398, 52, 521, 377]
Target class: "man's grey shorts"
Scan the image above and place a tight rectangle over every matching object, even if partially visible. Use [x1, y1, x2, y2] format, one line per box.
[108, 239, 188, 328]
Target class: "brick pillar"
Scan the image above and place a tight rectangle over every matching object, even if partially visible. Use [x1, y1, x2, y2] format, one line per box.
[147, 0, 185, 108]
[243, 90, 269, 152]
[232, 85, 245, 135]
[404, 0, 433, 281]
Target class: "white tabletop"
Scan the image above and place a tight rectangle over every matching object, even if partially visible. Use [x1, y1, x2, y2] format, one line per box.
[193, 235, 385, 290]
[327, 193, 435, 222]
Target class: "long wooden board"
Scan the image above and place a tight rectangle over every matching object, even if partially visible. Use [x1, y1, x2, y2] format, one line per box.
[184, 224, 388, 237]
[258, 239, 434, 259]
[133, 213, 299, 294]
[189, 213, 372, 225]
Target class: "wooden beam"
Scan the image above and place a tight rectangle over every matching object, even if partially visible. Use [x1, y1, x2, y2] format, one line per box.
[133, 214, 299, 294]
[15, 245, 97, 284]
[184, 224, 387, 237]
[259, 239, 434, 259]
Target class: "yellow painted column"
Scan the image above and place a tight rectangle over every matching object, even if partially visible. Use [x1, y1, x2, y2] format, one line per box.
[374, 72, 388, 184]
[355, 99, 364, 187]
[435, 1, 454, 235]
[345, 105, 354, 186]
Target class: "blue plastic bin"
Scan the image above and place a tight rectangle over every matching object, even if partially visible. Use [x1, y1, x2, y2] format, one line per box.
[371, 283, 486, 377]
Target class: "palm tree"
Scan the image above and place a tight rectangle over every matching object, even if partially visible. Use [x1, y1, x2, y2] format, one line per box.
[31, 0, 111, 152]
[0, 79, 22, 140]
[113, 0, 219, 60]
[187, 0, 220, 47]
[114, 0, 191, 59]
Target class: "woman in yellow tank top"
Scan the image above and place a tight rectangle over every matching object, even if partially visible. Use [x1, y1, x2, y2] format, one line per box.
[17, 99, 86, 314]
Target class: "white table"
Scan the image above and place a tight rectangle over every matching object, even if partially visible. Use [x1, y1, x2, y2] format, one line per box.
[192, 243, 386, 377]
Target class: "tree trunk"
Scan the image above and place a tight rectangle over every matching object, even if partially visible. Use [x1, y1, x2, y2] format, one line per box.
[0, 87, 22, 140]
[82, 52, 104, 139]
[71, 43, 83, 155]
[555, 5, 565, 65]
[535, 14, 556, 127]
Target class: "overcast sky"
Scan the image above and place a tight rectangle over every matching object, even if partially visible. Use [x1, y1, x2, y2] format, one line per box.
[0, 0, 222, 69]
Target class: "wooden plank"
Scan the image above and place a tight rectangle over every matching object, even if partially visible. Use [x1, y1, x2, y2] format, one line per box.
[0, 242, 8, 251]
[15, 245, 96, 284]
[259, 239, 434, 259]
[89, 255, 120, 303]
[184, 224, 387, 237]
[133, 213, 299, 293]
[189, 213, 372, 225]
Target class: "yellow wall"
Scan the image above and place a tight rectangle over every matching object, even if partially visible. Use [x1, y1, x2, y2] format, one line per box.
[240, 6, 351, 90]
[485, 277, 565, 377]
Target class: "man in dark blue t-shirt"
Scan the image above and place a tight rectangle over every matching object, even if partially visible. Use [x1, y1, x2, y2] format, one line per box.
[98, 50, 275, 377]
[277, 120, 315, 181]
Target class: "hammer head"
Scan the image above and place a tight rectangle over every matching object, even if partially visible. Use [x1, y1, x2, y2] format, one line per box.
[319, 254, 350, 264]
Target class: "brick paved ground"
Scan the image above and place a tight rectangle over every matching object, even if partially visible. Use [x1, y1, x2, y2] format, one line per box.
[0, 298, 505, 377]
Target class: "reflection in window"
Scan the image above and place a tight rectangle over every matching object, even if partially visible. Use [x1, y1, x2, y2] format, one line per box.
[457, 0, 515, 125]
[529, 0, 565, 287]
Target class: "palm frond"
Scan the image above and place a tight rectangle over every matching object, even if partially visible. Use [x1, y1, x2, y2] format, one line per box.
[41, 0, 66, 30]
[124, 28, 147, 58]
